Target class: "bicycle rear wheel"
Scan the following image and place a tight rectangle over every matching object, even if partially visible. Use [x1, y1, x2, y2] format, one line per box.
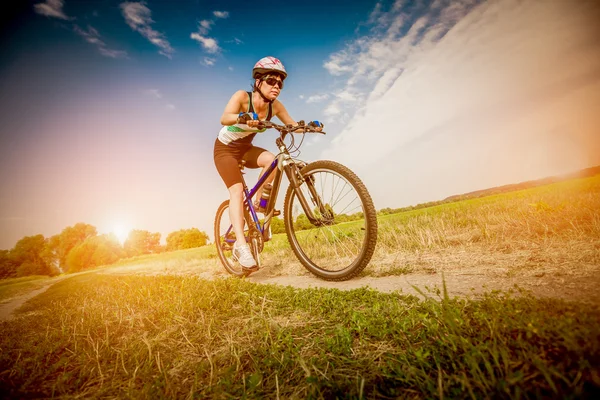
[214, 200, 247, 277]
[283, 160, 378, 281]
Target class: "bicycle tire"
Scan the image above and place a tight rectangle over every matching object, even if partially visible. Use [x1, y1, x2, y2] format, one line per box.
[283, 160, 378, 281]
[214, 200, 246, 277]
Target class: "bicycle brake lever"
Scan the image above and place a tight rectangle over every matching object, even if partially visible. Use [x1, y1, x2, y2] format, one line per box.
[307, 127, 326, 135]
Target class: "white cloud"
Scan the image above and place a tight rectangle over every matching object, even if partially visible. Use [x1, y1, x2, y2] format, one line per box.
[143, 89, 176, 110]
[324, 103, 342, 117]
[335, 90, 360, 103]
[33, 0, 72, 20]
[74, 25, 103, 45]
[120, 1, 174, 58]
[321, 0, 600, 207]
[74, 25, 128, 58]
[306, 94, 330, 103]
[213, 11, 229, 19]
[98, 48, 128, 59]
[190, 11, 229, 54]
[323, 52, 353, 76]
[322, 89, 362, 118]
[202, 57, 217, 66]
[191, 33, 220, 53]
[367, 2, 383, 25]
[143, 89, 162, 99]
[366, 67, 402, 102]
[323, 0, 480, 102]
[198, 19, 213, 34]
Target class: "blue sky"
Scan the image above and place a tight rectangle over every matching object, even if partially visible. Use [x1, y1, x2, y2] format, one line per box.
[1, 0, 599, 249]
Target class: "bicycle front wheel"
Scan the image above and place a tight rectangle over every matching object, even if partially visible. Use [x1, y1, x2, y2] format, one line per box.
[283, 160, 378, 281]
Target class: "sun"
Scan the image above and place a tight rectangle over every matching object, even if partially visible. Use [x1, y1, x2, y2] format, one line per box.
[113, 224, 131, 245]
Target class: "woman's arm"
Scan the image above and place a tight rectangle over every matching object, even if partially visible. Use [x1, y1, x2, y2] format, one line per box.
[272, 100, 323, 133]
[220, 90, 247, 126]
[272, 100, 296, 126]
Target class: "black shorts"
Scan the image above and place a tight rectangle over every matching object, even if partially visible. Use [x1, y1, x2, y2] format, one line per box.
[213, 138, 268, 188]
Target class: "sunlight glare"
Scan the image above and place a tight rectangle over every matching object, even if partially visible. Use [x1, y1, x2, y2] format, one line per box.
[113, 224, 130, 244]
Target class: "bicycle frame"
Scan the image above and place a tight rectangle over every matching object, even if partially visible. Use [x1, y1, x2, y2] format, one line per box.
[222, 155, 284, 245]
[222, 124, 327, 247]
[216, 120, 377, 281]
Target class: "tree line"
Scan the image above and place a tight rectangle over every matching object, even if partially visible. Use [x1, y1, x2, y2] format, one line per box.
[0, 223, 209, 279]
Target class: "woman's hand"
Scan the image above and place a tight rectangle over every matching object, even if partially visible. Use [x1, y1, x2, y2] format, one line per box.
[308, 121, 324, 132]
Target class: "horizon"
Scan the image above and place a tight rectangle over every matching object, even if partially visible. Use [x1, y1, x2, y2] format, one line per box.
[1, 0, 599, 250]
[3, 159, 597, 250]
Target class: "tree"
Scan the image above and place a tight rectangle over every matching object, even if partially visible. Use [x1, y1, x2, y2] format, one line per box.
[166, 228, 209, 251]
[0, 249, 17, 279]
[294, 214, 313, 231]
[66, 234, 124, 273]
[124, 230, 162, 257]
[10, 235, 55, 277]
[49, 223, 97, 270]
[270, 217, 285, 234]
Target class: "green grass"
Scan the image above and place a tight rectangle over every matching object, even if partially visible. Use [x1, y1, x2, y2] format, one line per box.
[1, 274, 599, 398]
[0, 275, 53, 304]
[90, 174, 600, 281]
[374, 175, 600, 252]
[2, 175, 600, 397]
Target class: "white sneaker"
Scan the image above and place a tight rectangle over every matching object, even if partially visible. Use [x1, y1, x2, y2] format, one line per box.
[232, 242, 257, 270]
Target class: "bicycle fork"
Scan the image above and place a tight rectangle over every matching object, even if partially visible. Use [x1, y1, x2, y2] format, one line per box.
[282, 159, 331, 225]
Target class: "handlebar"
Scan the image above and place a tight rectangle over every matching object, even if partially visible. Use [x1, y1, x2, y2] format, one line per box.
[255, 120, 326, 136]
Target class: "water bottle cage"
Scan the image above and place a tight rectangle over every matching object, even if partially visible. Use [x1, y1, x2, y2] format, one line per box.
[258, 184, 273, 210]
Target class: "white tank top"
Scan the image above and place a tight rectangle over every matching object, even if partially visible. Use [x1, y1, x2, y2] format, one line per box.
[217, 92, 273, 145]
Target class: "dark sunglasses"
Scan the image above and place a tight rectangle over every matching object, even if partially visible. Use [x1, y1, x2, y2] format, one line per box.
[262, 76, 284, 89]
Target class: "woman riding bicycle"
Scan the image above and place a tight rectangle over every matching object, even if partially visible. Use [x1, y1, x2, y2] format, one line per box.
[213, 56, 321, 272]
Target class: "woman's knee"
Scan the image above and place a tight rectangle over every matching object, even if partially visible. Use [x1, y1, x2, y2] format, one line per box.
[228, 183, 244, 199]
[257, 151, 275, 168]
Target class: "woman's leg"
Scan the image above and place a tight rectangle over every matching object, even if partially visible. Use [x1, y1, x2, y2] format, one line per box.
[251, 150, 276, 201]
[227, 182, 247, 248]
[214, 140, 251, 249]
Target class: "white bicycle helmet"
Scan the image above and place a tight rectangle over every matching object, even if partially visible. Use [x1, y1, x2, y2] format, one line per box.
[252, 56, 287, 80]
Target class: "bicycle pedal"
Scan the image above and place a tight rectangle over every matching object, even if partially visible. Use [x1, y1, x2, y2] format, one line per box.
[273, 209, 281, 216]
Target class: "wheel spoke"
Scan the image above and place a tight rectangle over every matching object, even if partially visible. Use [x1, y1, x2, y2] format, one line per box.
[285, 164, 374, 276]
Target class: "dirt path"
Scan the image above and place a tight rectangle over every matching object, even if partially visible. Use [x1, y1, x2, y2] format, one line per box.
[102, 255, 600, 305]
[3, 254, 598, 321]
[249, 270, 600, 304]
[0, 275, 71, 321]
[99, 240, 600, 306]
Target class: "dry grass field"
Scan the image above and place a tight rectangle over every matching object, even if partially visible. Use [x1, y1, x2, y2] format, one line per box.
[1, 173, 599, 398]
[98, 174, 600, 303]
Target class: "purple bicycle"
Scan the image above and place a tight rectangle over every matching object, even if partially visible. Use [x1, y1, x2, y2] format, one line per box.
[214, 121, 378, 281]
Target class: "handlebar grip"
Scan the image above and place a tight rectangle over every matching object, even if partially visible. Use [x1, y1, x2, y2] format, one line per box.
[308, 120, 324, 128]
[256, 121, 266, 129]
[237, 112, 258, 124]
